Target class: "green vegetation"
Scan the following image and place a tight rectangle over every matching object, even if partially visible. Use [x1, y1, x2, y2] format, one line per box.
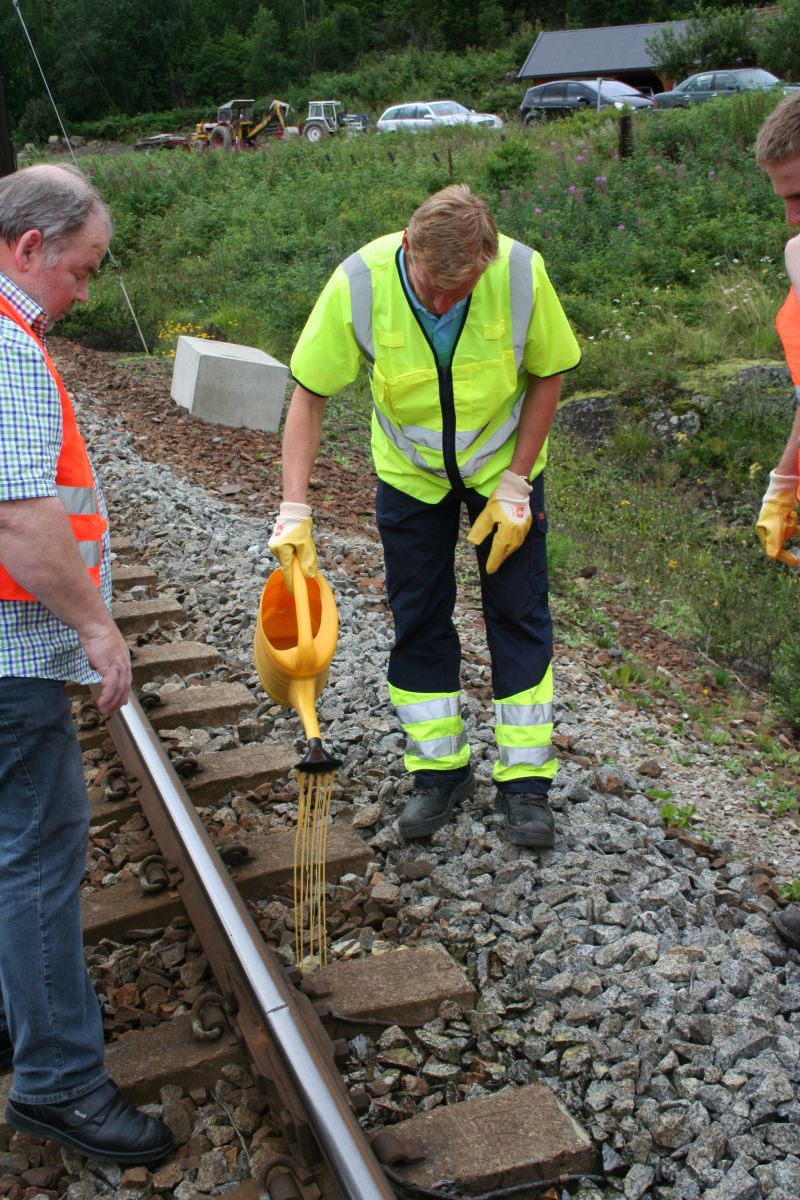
[646, 2, 800, 83]
[659, 800, 695, 827]
[51, 88, 799, 729]
[7, 0, 800, 141]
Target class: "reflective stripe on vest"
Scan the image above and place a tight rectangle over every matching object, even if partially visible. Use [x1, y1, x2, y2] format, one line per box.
[0, 295, 106, 600]
[344, 242, 533, 372]
[56, 483, 99, 516]
[343, 240, 534, 482]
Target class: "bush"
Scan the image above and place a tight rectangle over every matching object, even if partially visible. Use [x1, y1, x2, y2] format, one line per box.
[772, 633, 800, 730]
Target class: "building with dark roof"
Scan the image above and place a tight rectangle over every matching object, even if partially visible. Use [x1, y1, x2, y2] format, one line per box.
[518, 22, 689, 93]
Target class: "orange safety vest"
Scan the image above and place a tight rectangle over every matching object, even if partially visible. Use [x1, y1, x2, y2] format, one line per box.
[776, 286, 800, 496]
[0, 293, 107, 600]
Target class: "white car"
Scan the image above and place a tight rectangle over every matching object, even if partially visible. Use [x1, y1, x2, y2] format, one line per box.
[376, 100, 503, 132]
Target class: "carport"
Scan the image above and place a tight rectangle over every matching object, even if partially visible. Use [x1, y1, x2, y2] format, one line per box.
[517, 21, 689, 95]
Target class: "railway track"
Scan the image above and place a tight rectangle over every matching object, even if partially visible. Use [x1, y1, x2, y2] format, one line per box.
[0, 538, 601, 1200]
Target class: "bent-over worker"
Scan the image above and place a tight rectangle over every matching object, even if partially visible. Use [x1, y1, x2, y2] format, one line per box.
[269, 185, 580, 848]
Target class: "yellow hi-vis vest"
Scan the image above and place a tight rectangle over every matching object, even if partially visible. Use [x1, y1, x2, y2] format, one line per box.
[290, 232, 580, 503]
[776, 286, 800, 496]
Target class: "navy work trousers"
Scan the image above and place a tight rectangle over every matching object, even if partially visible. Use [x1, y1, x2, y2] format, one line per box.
[375, 473, 553, 701]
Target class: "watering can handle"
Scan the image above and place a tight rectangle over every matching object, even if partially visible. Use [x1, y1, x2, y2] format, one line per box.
[290, 556, 315, 672]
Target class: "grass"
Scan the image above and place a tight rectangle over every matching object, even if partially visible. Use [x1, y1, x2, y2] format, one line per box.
[48, 88, 800, 729]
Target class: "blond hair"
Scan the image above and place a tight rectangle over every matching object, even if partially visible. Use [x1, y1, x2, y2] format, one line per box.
[406, 184, 498, 287]
[755, 91, 800, 166]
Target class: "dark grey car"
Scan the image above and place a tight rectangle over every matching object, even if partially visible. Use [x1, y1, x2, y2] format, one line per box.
[654, 67, 800, 109]
[520, 79, 653, 123]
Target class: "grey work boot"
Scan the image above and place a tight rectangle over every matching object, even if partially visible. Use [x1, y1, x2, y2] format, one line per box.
[398, 771, 475, 839]
[496, 792, 555, 849]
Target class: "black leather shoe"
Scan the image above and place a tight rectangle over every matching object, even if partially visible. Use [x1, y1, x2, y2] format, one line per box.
[496, 792, 555, 848]
[773, 906, 800, 951]
[398, 771, 475, 838]
[0, 1029, 11, 1070]
[6, 1079, 174, 1164]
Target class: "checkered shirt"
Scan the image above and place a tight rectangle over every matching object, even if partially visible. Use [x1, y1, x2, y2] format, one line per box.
[0, 271, 111, 682]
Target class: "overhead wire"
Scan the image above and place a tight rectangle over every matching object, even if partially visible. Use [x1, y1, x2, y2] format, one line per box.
[10, 0, 151, 355]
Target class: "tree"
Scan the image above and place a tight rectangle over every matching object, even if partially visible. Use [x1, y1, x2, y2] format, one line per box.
[245, 7, 296, 94]
[646, 6, 756, 83]
[755, 0, 800, 84]
[306, 4, 363, 73]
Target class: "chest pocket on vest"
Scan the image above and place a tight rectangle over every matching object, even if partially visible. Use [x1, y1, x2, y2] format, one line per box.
[452, 349, 519, 432]
[373, 361, 441, 426]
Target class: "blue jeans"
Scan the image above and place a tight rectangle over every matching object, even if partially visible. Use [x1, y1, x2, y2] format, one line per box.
[0, 677, 107, 1103]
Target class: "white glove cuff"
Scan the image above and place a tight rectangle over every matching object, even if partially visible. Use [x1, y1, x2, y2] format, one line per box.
[278, 501, 312, 521]
[497, 469, 532, 502]
[763, 471, 800, 502]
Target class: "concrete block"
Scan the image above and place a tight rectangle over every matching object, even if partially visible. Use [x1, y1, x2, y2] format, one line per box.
[380, 1082, 597, 1194]
[171, 335, 288, 432]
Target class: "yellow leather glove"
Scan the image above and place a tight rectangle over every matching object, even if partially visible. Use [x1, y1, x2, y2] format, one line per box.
[467, 469, 532, 574]
[268, 502, 318, 592]
[756, 472, 800, 567]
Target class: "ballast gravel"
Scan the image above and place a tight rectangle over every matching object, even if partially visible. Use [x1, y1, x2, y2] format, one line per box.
[7, 384, 798, 1200]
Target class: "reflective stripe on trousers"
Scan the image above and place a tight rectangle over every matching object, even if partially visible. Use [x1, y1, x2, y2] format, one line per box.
[388, 684, 470, 774]
[493, 668, 557, 786]
[388, 674, 557, 786]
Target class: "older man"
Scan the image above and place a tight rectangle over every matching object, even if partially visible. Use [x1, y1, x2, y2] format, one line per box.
[0, 165, 173, 1163]
[269, 184, 580, 848]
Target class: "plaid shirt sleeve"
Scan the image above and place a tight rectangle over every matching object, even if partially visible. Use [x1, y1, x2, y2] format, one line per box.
[0, 317, 62, 503]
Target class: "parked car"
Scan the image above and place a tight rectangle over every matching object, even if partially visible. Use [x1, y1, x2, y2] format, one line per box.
[376, 100, 502, 132]
[654, 67, 800, 109]
[519, 79, 653, 123]
[133, 132, 190, 152]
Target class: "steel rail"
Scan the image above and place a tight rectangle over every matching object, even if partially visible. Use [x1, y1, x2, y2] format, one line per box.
[106, 692, 396, 1200]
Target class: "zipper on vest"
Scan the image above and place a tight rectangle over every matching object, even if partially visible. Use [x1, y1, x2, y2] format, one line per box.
[396, 248, 470, 490]
[438, 365, 462, 490]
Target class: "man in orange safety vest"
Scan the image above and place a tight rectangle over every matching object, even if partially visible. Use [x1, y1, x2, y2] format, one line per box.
[0, 165, 173, 1164]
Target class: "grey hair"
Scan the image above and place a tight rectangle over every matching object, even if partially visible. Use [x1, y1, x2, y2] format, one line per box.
[0, 164, 111, 249]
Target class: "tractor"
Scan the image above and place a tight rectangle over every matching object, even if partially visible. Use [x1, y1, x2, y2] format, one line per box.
[192, 99, 292, 150]
[302, 100, 372, 142]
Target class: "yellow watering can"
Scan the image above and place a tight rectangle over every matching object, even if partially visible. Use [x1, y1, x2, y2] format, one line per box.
[253, 557, 340, 772]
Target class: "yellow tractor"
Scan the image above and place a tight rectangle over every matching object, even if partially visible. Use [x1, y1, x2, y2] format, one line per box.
[192, 99, 292, 150]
